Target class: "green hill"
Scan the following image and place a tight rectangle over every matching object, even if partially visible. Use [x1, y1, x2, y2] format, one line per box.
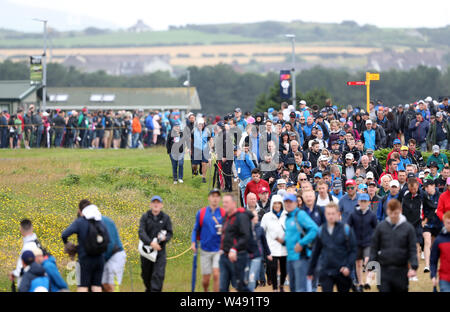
[0, 21, 449, 49]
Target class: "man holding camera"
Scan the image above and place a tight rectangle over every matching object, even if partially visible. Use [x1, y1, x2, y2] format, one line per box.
[138, 195, 173, 292]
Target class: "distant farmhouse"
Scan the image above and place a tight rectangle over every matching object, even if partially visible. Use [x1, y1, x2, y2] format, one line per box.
[128, 19, 152, 33]
[62, 54, 173, 76]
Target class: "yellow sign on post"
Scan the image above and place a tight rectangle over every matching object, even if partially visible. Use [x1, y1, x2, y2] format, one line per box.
[365, 72, 380, 113]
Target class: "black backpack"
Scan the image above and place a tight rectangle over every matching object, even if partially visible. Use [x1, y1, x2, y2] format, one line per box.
[84, 219, 110, 256]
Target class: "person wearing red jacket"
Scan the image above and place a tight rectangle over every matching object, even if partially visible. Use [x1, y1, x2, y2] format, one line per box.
[244, 168, 270, 205]
[378, 158, 399, 185]
[437, 178, 450, 221]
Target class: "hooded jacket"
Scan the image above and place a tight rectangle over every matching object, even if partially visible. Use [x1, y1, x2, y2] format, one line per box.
[437, 189, 450, 221]
[285, 207, 319, 261]
[430, 228, 450, 281]
[42, 256, 68, 292]
[370, 214, 418, 270]
[260, 195, 288, 257]
[401, 190, 424, 227]
[18, 262, 49, 292]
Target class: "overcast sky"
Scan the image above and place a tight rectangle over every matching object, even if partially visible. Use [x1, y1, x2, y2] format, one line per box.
[3, 0, 450, 32]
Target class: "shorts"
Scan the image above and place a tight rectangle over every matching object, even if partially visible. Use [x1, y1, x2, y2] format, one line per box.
[96, 129, 104, 139]
[414, 224, 424, 245]
[104, 129, 112, 139]
[356, 246, 371, 260]
[200, 249, 220, 275]
[24, 128, 32, 141]
[192, 148, 208, 165]
[79, 256, 105, 287]
[423, 224, 442, 237]
[101, 250, 127, 285]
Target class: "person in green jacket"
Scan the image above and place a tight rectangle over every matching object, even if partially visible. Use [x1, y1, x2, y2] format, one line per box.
[427, 112, 450, 150]
[427, 145, 449, 173]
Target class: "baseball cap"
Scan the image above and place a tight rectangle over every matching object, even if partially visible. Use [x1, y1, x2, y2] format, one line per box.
[31, 247, 43, 257]
[339, 118, 346, 123]
[429, 161, 439, 169]
[366, 172, 374, 179]
[393, 139, 401, 145]
[302, 161, 312, 168]
[290, 112, 296, 118]
[368, 181, 377, 187]
[234, 108, 241, 113]
[299, 100, 307, 106]
[424, 179, 435, 187]
[418, 172, 425, 179]
[208, 189, 221, 196]
[339, 131, 346, 136]
[345, 153, 354, 160]
[277, 179, 287, 185]
[289, 132, 297, 137]
[21, 250, 35, 265]
[358, 183, 368, 190]
[390, 180, 400, 188]
[332, 149, 341, 155]
[314, 172, 322, 179]
[283, 193, 297, 202]
[358, 193, 370, 201]
[333, 180, 342, 189]
[345, 179, 357, 187]
[432, 145, 440, 153]
[366, 148, 374, 154]
[318, 155, 328, 162]
[285, 158, 295, 165]
[401, 146, 409, 151]
[286, 181, 295, 188]
[437, 112, 443, 118]
[407, 173, 416, 179]
[259, 187, 269, 194]
[151, 195, 163, 203]
[366, 119, 373, 125]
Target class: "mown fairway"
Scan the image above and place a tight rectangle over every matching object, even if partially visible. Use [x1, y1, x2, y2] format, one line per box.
[0, 147, 435, 292]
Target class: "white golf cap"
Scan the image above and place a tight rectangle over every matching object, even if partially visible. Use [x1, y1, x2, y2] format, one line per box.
[319, 155, 328, 162]
[197, 117, 205, 124]
[299, 100, 307, 105]
[390, 180, 400, 188]
[277, 179, 287, 185]
[425, 96, 432, 102]
[432, 145, 440, 153]
[366, 172, 374, 179]
[345, 153, 354, 159]
[366, 119, 373, 125]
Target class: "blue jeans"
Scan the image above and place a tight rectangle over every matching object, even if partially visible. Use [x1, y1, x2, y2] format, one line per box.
[54, 130, 64, 147]
[440, 280, 450, 292]
[247, 257, 262, 292]
[132, 132, 140, 148]
[170, 155, 184, 181]
[287, 258, 310, 292]
[437, 140, 448, 150]
[419, 141, 427, 152]
[35, 125, 43, 148]
[239, 177, 251, 205]
[219, 252, 250, 292]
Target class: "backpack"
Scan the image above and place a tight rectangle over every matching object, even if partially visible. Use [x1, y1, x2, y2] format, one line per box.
[196, 207, 226, 240]
[318, 223, 351, 251]
[293, 209, 315, 258]
[33, 238, 51, 257]
[84, 219, 110, 256]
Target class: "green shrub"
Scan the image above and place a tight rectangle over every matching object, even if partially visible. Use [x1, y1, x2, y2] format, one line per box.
[61, 173, 80, 186]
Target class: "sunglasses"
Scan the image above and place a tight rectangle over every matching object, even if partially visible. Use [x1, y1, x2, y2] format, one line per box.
[299, 178, 307, 181]
[346, 186, 355, 190]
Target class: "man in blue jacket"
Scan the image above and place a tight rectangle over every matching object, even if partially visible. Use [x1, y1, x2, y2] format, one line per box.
[283, 193, 318, 292]
[307, 202, 357, 292]
[101, 215, 126, 292]
[338, 179, 359, 224]
[33, 247, 68, 292]
[409, 112, 430, 152]
[234, 146, 256, 205]
[191, 189, 225, 292]
[145, 112, 154, 146]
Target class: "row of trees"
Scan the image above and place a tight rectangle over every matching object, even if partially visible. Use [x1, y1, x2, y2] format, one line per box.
[1, 60, 449, 115]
